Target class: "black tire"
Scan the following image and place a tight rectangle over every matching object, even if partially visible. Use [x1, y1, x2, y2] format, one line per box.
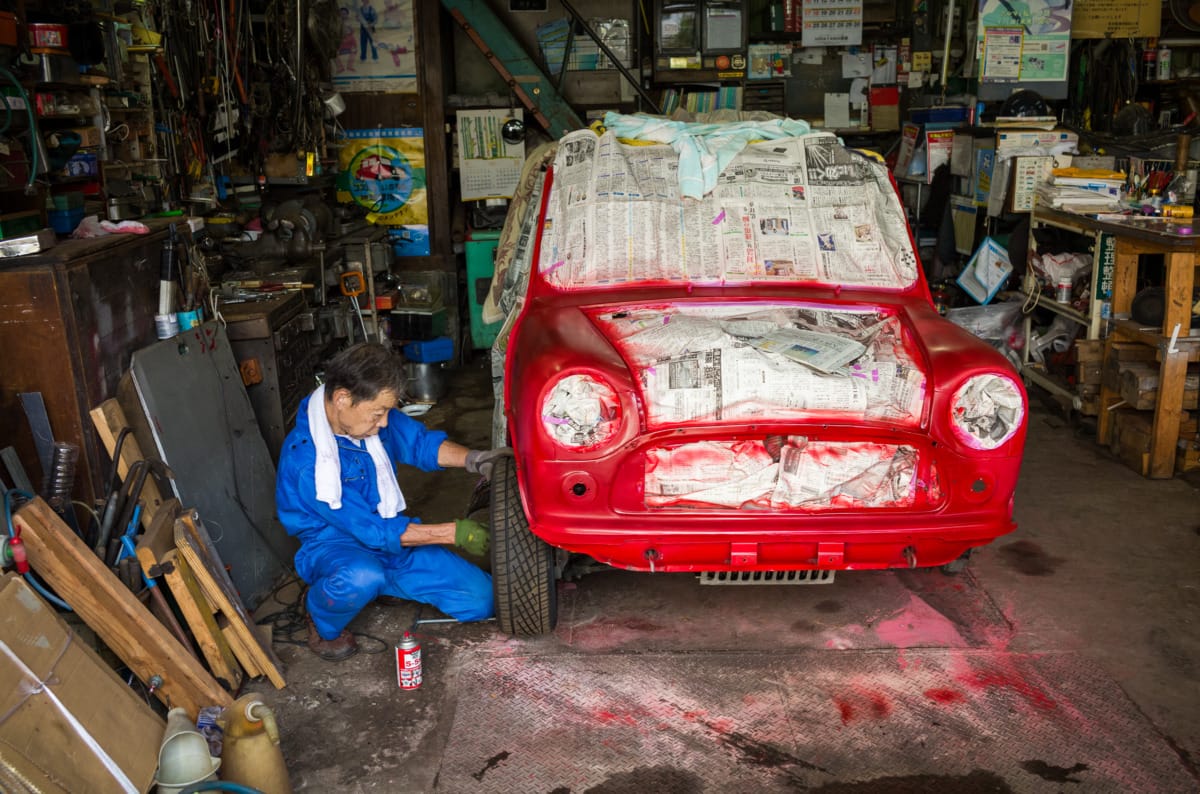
[940, 550, 973, 576]
[490, 455, 558, 635]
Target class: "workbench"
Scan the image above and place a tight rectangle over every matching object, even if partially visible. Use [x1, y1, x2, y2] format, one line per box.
[1033, 208, 1200, 478]
[0, 218, 177, 504]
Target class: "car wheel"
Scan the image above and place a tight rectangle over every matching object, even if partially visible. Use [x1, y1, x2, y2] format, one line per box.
[490, 455, 558, 635]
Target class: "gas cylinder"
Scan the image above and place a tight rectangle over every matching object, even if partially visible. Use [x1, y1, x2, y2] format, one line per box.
[218, 694, 293, 794]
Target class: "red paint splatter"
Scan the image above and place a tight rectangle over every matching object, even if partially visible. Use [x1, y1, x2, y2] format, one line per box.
[708, 718, 734, 733]
[957, 671, 1056, 711]
[867, 692, 892, 718]
[833, 689, 893, 725]
[593, 709, 637, 726]
[924, 688, 966, 704]
[834, 698, 855, 725]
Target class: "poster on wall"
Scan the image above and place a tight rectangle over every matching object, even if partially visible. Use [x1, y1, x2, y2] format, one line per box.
[332, 0, 416, 93]
[1071, 0, 1158, 39]
[336, 128, 428, 229]
[977, 0, 1072, 83]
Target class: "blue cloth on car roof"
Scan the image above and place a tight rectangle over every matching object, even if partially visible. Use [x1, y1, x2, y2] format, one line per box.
[602, 111, 812, 199]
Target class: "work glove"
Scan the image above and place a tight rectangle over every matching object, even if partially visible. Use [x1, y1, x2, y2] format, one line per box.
[464, 447, 512, 480]
[454, 518, 490, 556]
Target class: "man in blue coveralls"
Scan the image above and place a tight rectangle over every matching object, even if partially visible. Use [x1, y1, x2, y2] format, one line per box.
[276, 342, 504, 661]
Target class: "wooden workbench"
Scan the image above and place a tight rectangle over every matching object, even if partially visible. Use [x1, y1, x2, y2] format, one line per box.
[1034, 209, 1200, 478]
[0, 217, 178, 503]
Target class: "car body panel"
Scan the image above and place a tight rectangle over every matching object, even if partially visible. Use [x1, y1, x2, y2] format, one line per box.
[501, 128, 1026, 574]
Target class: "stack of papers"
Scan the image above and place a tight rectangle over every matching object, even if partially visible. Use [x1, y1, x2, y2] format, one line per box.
[1036, 168, 1126, 212]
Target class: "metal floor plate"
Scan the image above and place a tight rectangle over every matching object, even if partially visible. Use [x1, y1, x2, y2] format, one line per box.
[435, 650, 1195, 793]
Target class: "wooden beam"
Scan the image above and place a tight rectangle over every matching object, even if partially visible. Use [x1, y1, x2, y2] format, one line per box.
[135, 498, 243, 691]
[168, 550, 244, 691]
[13, 498, 231, 718]
[175, 510, 286, 688]
[89, 398, 166, 531]
[418, 0, 452, 265]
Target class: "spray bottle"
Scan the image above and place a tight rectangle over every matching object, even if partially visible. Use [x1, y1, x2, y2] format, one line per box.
[218, 694, 293, 794]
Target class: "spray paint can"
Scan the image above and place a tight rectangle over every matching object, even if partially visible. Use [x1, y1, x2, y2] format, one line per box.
[396, 631, 422, 690]
[1158, 46, 1172, 81]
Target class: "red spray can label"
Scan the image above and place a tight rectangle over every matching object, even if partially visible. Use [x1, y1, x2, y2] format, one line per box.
[396, 631, 422, 689]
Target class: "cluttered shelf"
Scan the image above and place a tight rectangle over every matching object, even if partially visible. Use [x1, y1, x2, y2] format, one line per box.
[1, 216, 177, 267]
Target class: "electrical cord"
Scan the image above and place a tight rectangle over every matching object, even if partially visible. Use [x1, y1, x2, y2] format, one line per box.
[3, 489, 72, 611]
[253, 572, 388, 655]
[0, 66, 41, 192]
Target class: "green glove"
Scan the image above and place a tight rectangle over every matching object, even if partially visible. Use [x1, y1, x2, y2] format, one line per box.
[454, 519, 490, 556]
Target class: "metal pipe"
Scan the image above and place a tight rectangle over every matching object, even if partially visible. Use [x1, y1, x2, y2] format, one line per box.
[940, 0, 955, 105]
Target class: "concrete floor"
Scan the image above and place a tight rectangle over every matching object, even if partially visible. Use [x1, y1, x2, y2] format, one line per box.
[248, 356, 1200, 792]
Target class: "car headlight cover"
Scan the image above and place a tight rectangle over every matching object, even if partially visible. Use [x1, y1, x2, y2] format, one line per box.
[950, 374, 1024, 450]
[541, 373, 622, 449]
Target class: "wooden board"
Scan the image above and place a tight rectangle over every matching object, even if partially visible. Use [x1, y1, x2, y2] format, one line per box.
[13, 498, 231, 718]
[89, 398, 166, 531]
[1118, 363, 1200, 411]
[168, 550, 244, 691]
[132, 497, 243, 691]
[174, 510, 286, 688]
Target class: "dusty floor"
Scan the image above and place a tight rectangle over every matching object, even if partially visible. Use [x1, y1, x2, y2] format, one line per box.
[248, 356, 1200, 792]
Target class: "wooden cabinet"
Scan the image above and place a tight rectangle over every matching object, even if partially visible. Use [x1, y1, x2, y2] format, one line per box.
[0, 219, 173, 505]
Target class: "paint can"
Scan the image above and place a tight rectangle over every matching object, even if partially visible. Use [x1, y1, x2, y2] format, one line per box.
[176, 308, 201, 331]
[155, 312, 180, 340]
[396, 631, 422, 690]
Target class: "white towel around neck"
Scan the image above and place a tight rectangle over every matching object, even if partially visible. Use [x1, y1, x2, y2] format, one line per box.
[307, 383, 405, 518]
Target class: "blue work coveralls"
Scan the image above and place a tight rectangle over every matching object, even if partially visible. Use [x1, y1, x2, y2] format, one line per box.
[276, 394, 494, 640]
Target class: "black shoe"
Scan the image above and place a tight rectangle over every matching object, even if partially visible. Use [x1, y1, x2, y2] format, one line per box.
[306, 617, 359, 661]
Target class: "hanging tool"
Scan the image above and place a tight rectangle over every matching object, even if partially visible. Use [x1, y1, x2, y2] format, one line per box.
[340, 270, 371, 341]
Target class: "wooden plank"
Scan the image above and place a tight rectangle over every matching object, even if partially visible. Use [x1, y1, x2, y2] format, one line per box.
[134, 497, 180, 577]
[167, 550, 244, 691]
[135, 498, 242, 690]
[1151, 351, 1191, 478]
[220, 617, 263, 678]
[1118, 363, 1199, 410]
[88, 398, 165, 531]
[13, 498, 231, 718]
[174, 510, 286, 688]
[1163, 250, 1196, 337]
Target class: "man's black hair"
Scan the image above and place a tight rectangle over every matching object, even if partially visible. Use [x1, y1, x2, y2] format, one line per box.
[323, 342, 407, 405]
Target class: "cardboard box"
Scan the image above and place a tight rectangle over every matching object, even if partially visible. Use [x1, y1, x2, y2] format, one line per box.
[995, 128, 1079, 156]
[0, 574, 163, 793]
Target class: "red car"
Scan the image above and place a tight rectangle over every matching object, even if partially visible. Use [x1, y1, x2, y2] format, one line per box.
[489, 127, 1026, 636]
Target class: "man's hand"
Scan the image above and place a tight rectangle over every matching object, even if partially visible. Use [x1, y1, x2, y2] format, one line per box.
[464, 447, 513, 480]
[454, 519, 490, 556]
